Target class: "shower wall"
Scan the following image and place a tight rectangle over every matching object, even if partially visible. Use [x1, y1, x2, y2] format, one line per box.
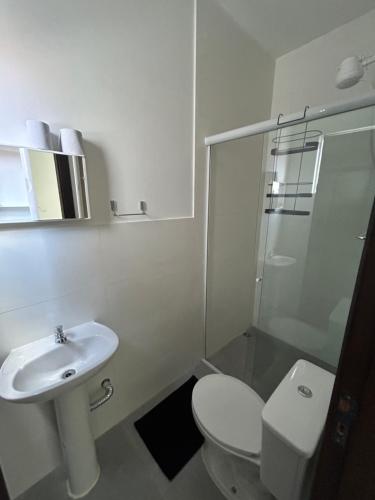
[196, 0, 275, 359]
[206, 135, 265, 357]
[271, 9, 375, 115]
[299, 128, 375, 330]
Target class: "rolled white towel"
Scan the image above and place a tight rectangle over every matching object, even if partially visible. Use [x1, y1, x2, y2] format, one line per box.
[59, 128, 84, 155]
[26, 120, 52, 150]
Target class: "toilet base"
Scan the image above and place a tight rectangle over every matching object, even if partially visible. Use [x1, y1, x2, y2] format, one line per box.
[201, 441, 274, 500]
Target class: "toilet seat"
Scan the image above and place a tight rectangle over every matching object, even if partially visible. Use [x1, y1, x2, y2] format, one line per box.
[192, 374, 265, 459]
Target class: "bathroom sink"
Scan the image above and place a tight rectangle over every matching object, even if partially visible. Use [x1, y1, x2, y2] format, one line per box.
[0, 320, 119, 498]
[0, 321, 119, 403]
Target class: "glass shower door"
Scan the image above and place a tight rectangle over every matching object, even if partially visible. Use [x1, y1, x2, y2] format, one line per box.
[256, 106, 375, 369]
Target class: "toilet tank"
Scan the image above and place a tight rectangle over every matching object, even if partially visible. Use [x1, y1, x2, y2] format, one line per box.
[260, 360, 335, 500]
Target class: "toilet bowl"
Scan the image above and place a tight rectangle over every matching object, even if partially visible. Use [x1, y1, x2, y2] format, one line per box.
[192, 374, 271, 499]
[192, 360, 334, 500]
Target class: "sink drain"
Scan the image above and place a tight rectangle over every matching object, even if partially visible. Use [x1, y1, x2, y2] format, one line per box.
[62, 369, 76, 379]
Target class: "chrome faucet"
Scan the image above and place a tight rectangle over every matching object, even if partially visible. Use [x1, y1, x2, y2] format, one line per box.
[55, 325, 68, 344]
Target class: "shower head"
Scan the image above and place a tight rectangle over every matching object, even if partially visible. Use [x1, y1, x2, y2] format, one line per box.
[336, 55, 375, 89]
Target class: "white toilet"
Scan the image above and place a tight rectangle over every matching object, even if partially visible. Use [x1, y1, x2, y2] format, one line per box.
[192, 360, 334, 500]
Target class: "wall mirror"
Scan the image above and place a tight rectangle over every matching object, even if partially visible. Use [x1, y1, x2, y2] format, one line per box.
[0, 145, 90, 224]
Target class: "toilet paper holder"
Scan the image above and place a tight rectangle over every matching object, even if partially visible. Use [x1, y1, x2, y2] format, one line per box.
[110, 200, 147, 217]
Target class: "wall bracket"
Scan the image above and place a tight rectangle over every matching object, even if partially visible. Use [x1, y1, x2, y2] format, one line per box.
[110, 200, 147, 217]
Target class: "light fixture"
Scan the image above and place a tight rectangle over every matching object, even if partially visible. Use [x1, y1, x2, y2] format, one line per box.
[336, 55, 375, 89]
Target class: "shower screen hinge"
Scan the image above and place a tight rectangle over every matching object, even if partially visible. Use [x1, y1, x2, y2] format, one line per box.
[256, 276, 263, 283]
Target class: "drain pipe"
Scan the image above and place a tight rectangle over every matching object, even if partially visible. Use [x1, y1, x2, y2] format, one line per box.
[90, 379, 114, 412]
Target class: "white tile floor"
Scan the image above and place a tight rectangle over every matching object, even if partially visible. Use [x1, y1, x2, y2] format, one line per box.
[17, 367, 225, 500]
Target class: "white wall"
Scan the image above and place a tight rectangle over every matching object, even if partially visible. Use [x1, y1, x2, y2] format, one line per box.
[1, 0, 195, 221]
[0, 220, 203, 498]
[0, 0, 276, 497]
[195, 0, 275, 357]
[271, 9, 375, 115]
[0, 1, 201, 497]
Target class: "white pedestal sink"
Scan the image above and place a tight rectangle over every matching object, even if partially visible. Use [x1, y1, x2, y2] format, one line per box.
[0, 321, 119, 498]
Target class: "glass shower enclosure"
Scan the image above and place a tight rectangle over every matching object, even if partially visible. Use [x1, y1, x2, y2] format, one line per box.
[205, 103, 375, 398]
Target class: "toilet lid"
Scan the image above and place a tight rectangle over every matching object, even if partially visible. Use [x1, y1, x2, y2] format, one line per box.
[192, 374, 264, 457]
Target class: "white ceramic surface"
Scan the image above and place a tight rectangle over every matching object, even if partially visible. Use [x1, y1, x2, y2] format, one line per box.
[0, 321, 119, 403]
[262, 359, 335, 458]
[192, 374, 265, 457]
[201, 441, 273, 500]
[26, 120, 52, 150]
[59, 128, 84, 156]
[55, 385, 100, 498]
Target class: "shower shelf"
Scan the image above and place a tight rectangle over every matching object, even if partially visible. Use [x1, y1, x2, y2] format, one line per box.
[271, 141, 319, 156]
[266, 193, 313, 198]
[265, 208, 310, 216]
[267, 182, 313, 186]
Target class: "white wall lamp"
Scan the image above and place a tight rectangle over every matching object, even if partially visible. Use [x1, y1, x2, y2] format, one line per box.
[336, 55, 375, 89]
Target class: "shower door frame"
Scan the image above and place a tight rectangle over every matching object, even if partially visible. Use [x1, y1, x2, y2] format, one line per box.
[205, 93, 375, 146]
[203, 93, 375, 359]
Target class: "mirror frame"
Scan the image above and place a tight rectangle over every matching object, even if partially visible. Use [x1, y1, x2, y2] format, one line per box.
[0, 144, 90, 225]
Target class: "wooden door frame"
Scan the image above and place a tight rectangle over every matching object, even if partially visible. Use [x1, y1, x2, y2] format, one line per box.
[0, 468, 10, 500]
[311, 198, 375, 499]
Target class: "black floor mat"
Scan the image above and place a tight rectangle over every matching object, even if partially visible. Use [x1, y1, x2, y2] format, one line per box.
[134, 376, 204, 480]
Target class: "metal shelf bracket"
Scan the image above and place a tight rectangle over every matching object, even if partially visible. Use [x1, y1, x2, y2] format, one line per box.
[110, 200, 147, 217]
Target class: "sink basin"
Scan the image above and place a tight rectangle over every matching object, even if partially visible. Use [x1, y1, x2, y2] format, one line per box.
[0, 321, 119, 403]
[0, 320, 119, 498]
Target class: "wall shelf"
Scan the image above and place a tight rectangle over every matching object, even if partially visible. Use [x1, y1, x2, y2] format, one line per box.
[266, 193, 313, 198]
[265, 208, 310, 216]
[0, 204, 29, 209]
[267, 182, 313, 187]
[270, 141, 319, 156]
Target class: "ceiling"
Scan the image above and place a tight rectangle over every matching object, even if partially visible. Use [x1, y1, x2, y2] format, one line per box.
[216, 0, 375, 57]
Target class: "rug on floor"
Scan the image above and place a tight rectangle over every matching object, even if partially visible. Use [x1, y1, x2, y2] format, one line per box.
[134, 376, 204, 480]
